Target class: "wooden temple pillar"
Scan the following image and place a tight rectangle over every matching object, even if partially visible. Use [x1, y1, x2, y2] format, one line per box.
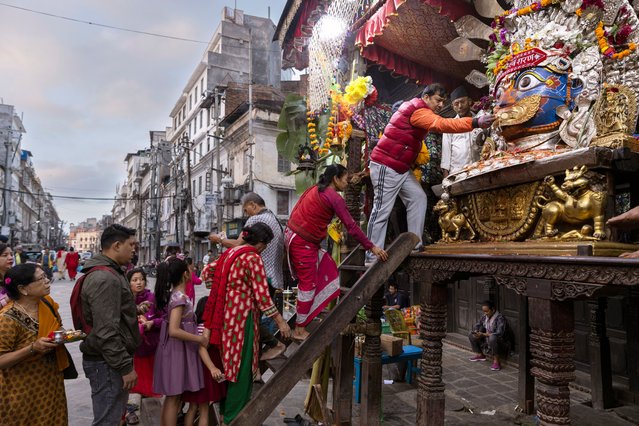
[416, 271, 451, 426]
[518, 295, 535, 414]
[360, 287, 384, 425]
[529, 297, 576, 426]
[587, 298, 615, 410]
[332, 129, 365, 425]
[625, 287, 639, 393]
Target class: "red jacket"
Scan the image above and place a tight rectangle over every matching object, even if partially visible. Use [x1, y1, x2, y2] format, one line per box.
[371, 98, 474, 173]
[287, 186, 334, 245]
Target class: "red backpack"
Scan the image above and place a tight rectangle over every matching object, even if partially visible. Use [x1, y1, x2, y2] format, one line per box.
[70, 265, 118, 333]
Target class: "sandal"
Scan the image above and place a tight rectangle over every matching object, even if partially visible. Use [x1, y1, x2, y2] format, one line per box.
[125, 412, 140, 425]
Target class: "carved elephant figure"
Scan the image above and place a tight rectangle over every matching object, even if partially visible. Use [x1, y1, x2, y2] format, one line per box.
[433, 199, 477, 243]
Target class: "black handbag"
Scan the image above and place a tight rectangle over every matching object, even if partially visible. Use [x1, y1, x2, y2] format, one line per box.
[40, 298, 79, 380]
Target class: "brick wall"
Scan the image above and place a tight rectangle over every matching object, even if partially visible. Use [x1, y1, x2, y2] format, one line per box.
[225, 82, 285, 114]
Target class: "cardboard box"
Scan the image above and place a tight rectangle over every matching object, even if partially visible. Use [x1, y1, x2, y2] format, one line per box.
[381, 334, 403, 357]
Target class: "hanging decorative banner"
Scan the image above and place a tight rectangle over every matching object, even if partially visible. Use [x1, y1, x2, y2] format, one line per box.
[502, 48, 547, 76]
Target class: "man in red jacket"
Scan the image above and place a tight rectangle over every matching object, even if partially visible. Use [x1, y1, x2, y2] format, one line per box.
[366, 83, 494, 263]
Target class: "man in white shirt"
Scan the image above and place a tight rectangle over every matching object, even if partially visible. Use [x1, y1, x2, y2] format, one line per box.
[441, 86, 485, 177]
[202, 249, 212, 265]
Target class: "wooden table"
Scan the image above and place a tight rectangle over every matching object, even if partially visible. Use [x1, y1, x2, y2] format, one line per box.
[406, 253, 639, 426]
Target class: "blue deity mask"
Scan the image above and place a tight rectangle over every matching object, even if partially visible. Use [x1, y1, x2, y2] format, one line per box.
[494, 63, 583, 142]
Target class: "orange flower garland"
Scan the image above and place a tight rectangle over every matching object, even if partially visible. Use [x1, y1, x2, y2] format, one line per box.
[491, 1, 635, 80]
[500, 0, 555, 19]
[307, 111, 319, 154]
[595, 21, 637, 60]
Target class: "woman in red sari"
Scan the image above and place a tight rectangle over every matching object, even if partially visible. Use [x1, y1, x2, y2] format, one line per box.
[286, 164, 388, 341]
[203, 222, 291, 424]
[64, 247, 80, 280]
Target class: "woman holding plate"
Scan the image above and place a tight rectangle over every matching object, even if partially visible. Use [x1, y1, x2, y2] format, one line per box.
[0, 263, 69, 425]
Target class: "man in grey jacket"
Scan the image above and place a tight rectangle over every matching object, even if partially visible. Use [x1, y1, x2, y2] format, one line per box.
[80, 224, 140, 425]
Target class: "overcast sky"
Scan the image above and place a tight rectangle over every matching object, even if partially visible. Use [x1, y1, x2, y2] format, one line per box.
[0, 0, 286, 228]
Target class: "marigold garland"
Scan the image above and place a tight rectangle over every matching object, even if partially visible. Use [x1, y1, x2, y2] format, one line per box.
[595, 21, 637, 59]
[490, 0, 635, 80]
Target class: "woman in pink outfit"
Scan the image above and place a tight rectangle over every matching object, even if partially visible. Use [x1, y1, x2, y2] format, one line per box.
[184, 256, 202, 303]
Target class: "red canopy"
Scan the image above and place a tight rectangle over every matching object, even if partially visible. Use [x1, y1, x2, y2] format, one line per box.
[356, 0, 483, 87]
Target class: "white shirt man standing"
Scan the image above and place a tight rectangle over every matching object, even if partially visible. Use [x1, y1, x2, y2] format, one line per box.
[202, 249, 212, 265]
[441, 86, 486, 177]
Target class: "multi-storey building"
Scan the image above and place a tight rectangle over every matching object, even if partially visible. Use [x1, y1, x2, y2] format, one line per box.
[111, 131, 171, 264]
[1, 103, 62, 247]
[68, 218, 101, 253]
[161, 7, 298, 262]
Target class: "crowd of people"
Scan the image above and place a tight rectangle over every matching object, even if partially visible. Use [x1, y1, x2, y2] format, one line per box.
[0, 163, 385, 425]
[0, 83, 637, 425]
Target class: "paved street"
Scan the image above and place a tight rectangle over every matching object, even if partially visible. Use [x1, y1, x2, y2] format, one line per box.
[51, 275, 639, 425]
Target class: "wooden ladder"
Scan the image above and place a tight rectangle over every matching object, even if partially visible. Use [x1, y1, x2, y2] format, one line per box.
[230, 232, 419, 426]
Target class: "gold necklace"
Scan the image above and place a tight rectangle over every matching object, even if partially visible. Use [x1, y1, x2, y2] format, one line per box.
[14, 301, 39, 324]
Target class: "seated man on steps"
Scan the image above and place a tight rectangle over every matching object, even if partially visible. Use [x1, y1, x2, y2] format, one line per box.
[468, 300, 510, 371]
[383, 281, 410, 310]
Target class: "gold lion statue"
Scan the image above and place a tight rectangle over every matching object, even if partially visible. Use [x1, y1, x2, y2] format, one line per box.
[535, 166, 607, 240]
[433, 199, 476, 243]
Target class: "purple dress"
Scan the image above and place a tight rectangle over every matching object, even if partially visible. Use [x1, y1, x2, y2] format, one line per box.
[152, 290, 204, 396]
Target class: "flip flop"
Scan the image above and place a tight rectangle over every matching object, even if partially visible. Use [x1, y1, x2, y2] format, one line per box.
[125, 412, 140, 425]
[292, 335, 308, 343]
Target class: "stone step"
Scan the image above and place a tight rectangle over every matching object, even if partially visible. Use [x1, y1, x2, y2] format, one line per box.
[140, 397, 163, 426]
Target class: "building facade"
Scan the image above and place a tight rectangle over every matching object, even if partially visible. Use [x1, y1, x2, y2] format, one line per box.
[160, 7, 297, 263]
[0, 103, 62, 247]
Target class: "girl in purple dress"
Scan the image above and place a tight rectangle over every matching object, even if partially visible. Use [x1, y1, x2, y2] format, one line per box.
[153, 256, 207, 425]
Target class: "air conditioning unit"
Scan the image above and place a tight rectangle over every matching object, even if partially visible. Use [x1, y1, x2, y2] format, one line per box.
[232, 188, 243, 203]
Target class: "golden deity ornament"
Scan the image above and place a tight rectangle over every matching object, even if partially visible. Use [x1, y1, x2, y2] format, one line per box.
[592, 84, 639, 151]
[534, 165, 607, 240]
[433, 199, 477, 243]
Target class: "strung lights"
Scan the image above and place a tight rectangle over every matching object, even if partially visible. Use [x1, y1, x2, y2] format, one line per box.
[316, 15, 348, 41]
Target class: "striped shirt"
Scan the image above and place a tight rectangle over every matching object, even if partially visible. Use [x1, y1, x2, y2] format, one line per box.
[245, 209, 284, 289]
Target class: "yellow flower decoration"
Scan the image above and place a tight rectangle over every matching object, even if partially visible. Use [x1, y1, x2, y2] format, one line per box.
[343, 76, 373, 106]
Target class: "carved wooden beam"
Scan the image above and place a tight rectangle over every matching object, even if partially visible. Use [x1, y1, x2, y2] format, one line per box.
[409, 254, 639, 288]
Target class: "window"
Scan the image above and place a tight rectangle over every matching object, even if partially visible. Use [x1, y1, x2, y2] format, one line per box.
[200, 77, 205, 97]
[192, 180, 196, 194]
[199, 110, 204, 129]
[194, 114, 197, 131]
[198, 176, 202, 195]
[189, 94, 193, 109]
[277, 154, 291, 173]
[277, 190, 290, 216]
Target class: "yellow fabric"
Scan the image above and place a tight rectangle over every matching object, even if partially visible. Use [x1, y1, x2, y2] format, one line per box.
[0, 304, 68, 424]
[38, 296, 69, 372]
[327, 220, 343, 244]
[414, 141, 430, 165]
[411, 141, 430, 181]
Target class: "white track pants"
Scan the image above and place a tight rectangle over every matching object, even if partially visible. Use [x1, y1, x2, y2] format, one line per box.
[366, 161, 427, 261]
